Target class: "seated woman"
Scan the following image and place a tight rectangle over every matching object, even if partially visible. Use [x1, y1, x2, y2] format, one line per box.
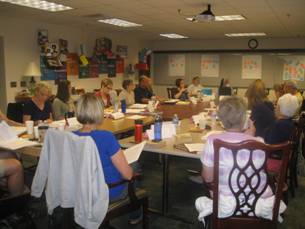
[246, 79, 275, 138]
[74, 93, 141, 224]
[119, 79, 135, 106]
[52, 80, 75, 120]
[23, 83, 53, 124]
[201, 96, 272, 199]
[264, 93, 299, 172]
[74, 93, 133, 200]
[173, 78, 188, 100]
[95, 78, 115, 108]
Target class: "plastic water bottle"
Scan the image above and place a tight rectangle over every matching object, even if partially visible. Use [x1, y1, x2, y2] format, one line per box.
[172, 114, 179, 127]
[154, 113, 163, 142]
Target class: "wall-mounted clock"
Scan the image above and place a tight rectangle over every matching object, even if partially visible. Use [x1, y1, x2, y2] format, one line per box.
[248, 39, 259, 50]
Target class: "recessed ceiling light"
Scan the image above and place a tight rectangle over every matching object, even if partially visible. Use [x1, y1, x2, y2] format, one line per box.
[225, 32, 266, 37]
[160, 34, 188, 39]
[98, 18, 142, 27]
[0, 0, 72, 12]
[186, 15, 245, 22]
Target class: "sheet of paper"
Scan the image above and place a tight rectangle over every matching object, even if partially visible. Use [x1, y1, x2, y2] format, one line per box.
[129, 104, 147, 109]
[123, 141, 146, 164]
[0, 139, 40, 150]
[184, 143, 205, 153]
[147, 122, 176, 140]
[126, 115, 146, 120]
[176, 101, 190, 105]
[126, 109, 145, 114]
[0, 121, 18, 142]
[11, 126, 27, 136]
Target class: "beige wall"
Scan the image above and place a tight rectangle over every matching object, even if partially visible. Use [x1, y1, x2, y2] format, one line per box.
[0, 16, 149, 104]
[150, 37, 305, 98]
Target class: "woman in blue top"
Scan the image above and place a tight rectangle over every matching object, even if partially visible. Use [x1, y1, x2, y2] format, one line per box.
[74, 93, 133, 201]
[173, 78, 189, 101]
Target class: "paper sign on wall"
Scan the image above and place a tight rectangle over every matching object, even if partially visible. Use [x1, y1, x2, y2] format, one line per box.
[282, 56, 305, 81]
[201, 54, 219, 78]
[168, 54, 185, 76]
[242, 55, 262, 79]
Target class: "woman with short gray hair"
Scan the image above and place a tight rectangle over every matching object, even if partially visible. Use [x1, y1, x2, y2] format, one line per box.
[200, 96, 271, 198]
[74, 93, 133, 201]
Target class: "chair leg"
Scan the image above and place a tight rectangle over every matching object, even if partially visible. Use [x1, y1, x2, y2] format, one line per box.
[143, 198, 149, 229]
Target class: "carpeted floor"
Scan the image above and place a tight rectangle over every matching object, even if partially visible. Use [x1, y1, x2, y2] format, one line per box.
[20, 151, 305, 229]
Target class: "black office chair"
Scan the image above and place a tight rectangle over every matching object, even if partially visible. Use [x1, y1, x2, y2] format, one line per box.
[6, 102, 25, 123]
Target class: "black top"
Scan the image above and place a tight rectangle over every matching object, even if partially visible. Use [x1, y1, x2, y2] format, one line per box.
[134, 86, 153, 104]
[264, 119, 294, 144]
[172, 88, 188, 101]
[23, 100, 52, 122]
[251, 101, 275, 138]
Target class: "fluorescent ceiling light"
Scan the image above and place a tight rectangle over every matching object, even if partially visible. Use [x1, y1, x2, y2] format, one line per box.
[98, 18, 142, 27]
[0, 0, 72, 12]
[160, 34, 188, 39]
[225, 32, 266, 37]
[186, 15, 245, 22]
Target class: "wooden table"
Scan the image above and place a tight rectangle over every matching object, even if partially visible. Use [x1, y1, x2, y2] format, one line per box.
[119, 119, 222, 222]
[157, 101, 210, 120]
[18, 115, 155, 158]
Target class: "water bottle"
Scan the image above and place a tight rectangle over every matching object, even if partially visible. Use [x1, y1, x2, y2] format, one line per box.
[134, 120, 143, 143]
[154, 113, 163, 142]
[121, 99, 127, 113]
[172, 114, 179, 127]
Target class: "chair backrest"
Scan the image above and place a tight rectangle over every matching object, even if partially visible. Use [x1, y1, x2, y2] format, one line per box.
[166, 87, 178, 99]
[218, 87, 232, 96]
[6, 102, 25, 123]
[212, 139, 290, 229]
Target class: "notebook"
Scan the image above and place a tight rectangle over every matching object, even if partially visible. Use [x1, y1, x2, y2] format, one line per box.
[123, 141, 146, 164]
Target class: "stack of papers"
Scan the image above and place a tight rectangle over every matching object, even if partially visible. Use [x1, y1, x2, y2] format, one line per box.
[126, 109, 145, 114]
[50, 117, 82, 131]
[126, 115, 146, 120]
[123, 141, 146, 164]
[11, 126, 27, 136]
[129, 104, 147, 109]
[0, 121, 39, 150]
[146, 122, 176, 140]
[184, 143, 205, 153]
[110, 112, 125, 120]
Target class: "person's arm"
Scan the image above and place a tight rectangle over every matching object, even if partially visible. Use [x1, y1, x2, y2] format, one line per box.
[111, 149, 133, 180]
[201, 165, 213, 184]
[0, 111, 23, 126]
[174, 88, 187, 99]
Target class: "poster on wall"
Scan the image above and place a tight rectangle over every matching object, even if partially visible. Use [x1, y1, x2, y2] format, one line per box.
[282, 56, 305, 81]
[40, 55, 67, 81]
[116, 45, 128, 58]
[38, 29, 48, 46]
[201, 54, 219, 77]
[89, 63, 99, 78]
[107, 58, 117, 77]
[79, 65, 90, 79]
[168, 54, 185, 76]
[242, 55, 262, 79]
[66, 53, 79, 79]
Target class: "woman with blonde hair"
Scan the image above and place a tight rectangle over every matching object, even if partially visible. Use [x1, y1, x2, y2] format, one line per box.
[246, 79, 275, 137]
[23, 83, 53, 123]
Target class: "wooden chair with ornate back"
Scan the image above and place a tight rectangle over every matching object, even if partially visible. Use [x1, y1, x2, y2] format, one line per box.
[211, 139, 290, 229]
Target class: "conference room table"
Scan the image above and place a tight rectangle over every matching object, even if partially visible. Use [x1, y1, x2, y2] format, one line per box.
[119, 118, 222, 223]
[157, 101, 210, 120]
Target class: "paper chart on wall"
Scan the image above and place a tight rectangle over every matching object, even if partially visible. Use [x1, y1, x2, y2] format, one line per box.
[168, 54, 185, 76]
[282, 56, 305, 81]
[242, 55, 262, 79]
[201, 54, 220, 77]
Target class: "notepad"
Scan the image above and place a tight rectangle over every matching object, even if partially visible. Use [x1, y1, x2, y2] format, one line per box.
[184, 143, 205, 153]
[123, 141, 146, 164]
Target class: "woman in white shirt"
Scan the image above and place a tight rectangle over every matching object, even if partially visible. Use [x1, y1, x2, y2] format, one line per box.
[187, 76, 203, 96]
[119, 79, 135, 106]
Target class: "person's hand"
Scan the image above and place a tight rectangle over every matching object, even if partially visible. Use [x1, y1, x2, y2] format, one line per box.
[244, 119, 256, 136]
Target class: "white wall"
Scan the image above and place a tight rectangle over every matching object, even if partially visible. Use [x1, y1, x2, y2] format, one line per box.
[0, 16, 149, 104]
[150, 37, 305, 98]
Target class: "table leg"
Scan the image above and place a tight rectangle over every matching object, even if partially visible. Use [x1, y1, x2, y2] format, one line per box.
[162, 154, 169, 215]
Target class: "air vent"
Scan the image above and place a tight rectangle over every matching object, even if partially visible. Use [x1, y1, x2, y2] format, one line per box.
[83, 13, 104, 19]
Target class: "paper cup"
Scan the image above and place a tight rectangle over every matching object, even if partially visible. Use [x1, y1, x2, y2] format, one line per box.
[25, 120, 34, 135]
[34, 126, 39, 140]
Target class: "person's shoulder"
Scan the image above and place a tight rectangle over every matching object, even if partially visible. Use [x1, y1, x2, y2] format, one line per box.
[91, 130, 115, 138]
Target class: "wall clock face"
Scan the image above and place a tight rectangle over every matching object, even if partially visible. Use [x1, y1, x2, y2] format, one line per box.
[248, 39, 259, 49]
